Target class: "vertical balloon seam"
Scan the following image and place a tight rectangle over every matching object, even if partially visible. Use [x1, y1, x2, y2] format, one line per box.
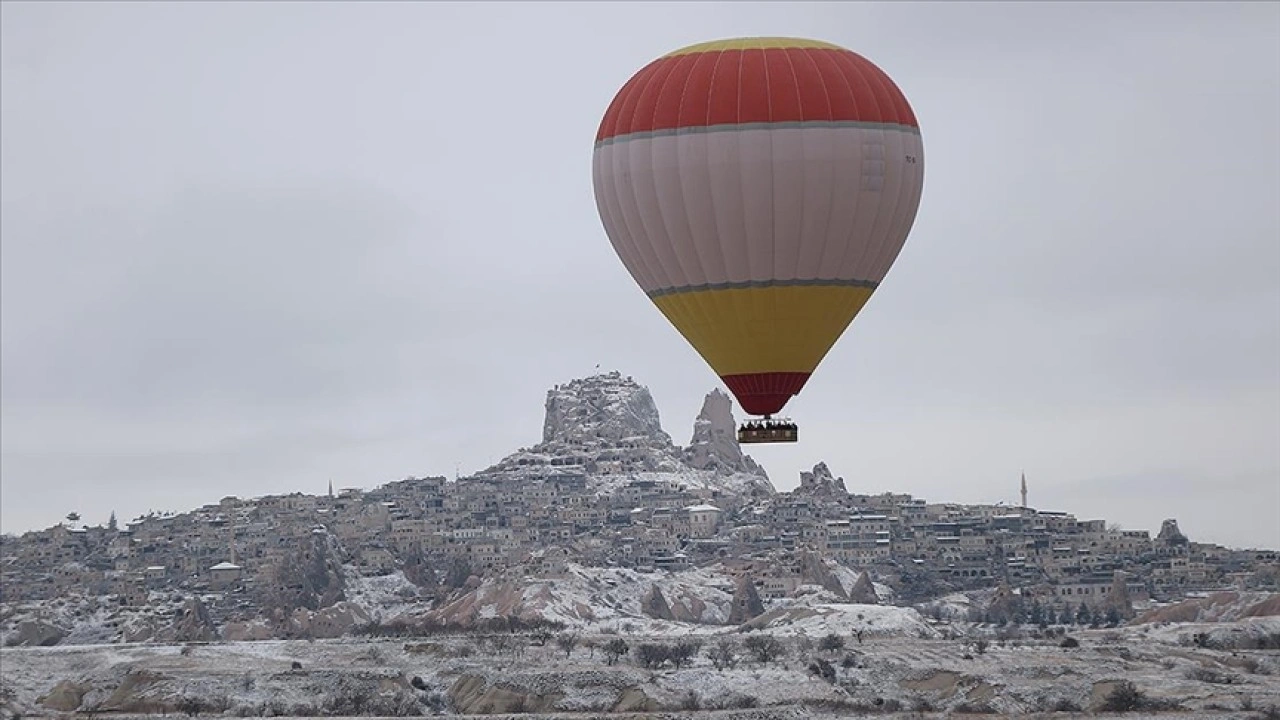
[626, 61, 679, 292]
[594, 134, 650, 292]
[607, 110, 658, 294]
[669, 53, 720, 359]
[827, 51, 869, 300]
[761, 47, 782, 396]
[866, 55, 916, 282]
[702, 47, 733, 292]
[799, 47, 844, 340]
[781, 47, 817, 398]
[701, 45, 747, 374]
[652, 54, 719, 370]
[649, 52, 697, 293]
[729, 48, 757, 382]
[872, 68, 924, 283]
[785, 47, 814, 284]
[834, 51, 882, 281]
[598, 66, 659, 295]
[605, 65, 662, 293]
[855, 53, 905, 284]
[641, 57, 691, 292]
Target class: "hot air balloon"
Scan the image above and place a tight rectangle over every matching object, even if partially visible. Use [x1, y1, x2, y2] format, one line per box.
[592, 37, 924, 444]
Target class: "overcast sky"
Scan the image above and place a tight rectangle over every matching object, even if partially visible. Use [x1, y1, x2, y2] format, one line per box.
[2, 2, 1277, 550]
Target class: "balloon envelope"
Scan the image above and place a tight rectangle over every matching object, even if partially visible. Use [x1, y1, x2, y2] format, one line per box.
[592, 37, 924, 417]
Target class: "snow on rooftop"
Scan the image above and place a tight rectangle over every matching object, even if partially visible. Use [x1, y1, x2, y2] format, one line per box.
[683, 504, 722, 513]
[209, 562, 241, 571]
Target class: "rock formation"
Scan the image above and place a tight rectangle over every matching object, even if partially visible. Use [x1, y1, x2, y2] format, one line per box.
[542, 371, 670, 447]
[485, 372, 775, 496]
[640, 584, 673, 621]
[800, 552, 850, 600]
[796, 462, 848, 496]
[849, 571, 881, 605]
[1157, 518, 1189, 545]
[167, 597, 218, 642]
[984, 582, 1021, 623]
[5, 619, 68, 647]
[728, 577, 766, 624]
[684, 388, 764, 477]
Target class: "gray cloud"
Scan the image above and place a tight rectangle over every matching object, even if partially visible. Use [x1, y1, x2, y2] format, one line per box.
[2, 2, 1277, 548]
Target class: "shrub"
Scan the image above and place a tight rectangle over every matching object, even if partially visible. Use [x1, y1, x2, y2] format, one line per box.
[911, 696, 935, 712]
[818, 633, 845, 652]
[1187, 666, 1235, 685]
[177, 696, 205, 717]
[840, 652, 859, 669]
[1059, 636, 1080, 648]
[1101, 680, 1145, 712]
[807, 658, 836, 683]
[679, 691, 700, 711]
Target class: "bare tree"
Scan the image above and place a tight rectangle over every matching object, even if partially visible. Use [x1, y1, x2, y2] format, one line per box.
[555, 631, 580, 658]
[744, 634, 785, 664]
[707, 639, 739, 670]
[602, 638, 629, 665]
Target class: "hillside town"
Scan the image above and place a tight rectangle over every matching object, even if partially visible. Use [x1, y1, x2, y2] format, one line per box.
[3, 372, 1278, 644]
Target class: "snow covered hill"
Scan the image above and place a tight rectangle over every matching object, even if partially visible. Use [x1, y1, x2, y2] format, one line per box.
[480, 371, 775, 497]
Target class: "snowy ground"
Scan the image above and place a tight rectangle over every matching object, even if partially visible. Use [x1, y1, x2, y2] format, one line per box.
[4, 618, 1278, 718]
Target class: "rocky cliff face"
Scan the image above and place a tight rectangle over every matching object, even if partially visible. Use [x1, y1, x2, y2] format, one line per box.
[489, 372, 683, 476]
[849, 572, 881, 605]
[728, 577, 766, 624]
[542, 372, 671, 447]
[795, 462, 848, 496]
[683, 389, 764, 477]
[1157, 518, 1189, 545]
[486, 372, 774, 496]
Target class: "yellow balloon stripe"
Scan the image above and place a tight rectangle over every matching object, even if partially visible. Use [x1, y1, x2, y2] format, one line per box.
[662, 37, 845, 58]
[650, 284, 875, 376]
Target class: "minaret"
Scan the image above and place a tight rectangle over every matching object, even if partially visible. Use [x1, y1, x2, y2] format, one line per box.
[1020, 472, 1028, 509]
[328, 479, 334, 498]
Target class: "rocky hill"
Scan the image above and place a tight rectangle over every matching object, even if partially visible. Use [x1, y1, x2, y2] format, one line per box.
[483, 371, 775, 497]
